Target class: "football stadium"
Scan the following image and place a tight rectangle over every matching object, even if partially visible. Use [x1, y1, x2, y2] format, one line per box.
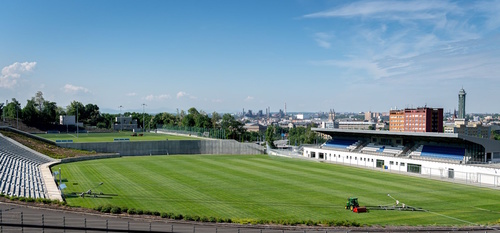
[1, 126, 500, 230]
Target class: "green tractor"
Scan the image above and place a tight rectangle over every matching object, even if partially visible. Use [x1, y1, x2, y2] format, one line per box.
[345, 197, 360, 211]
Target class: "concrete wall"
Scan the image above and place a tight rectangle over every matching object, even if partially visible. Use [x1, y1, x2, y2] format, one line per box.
[57, 140, 265, 156]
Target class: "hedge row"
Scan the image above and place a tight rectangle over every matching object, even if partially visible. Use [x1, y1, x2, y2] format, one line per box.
[0, 193, 66, 205]
[92, 204, 361, 227]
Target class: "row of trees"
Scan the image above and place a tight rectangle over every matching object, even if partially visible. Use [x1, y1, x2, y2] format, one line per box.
[0, 91, 326, 144]
[0, 92, 257, 142]
[265, 124, 324, 149]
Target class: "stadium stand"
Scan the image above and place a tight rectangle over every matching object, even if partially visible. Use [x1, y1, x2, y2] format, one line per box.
[420, 145, 465, 161]
[382, 145, 405, 155]
[0, 134, 54, 198]
[361, 143, 384, 153]
[322, 139, 360, 150]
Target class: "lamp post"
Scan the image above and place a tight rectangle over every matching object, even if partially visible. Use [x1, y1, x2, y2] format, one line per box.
[119, 105, 123, 131]
[76, 106, 78, 138]
[142, 103, 147, 132]
[16, 103, 20, 129]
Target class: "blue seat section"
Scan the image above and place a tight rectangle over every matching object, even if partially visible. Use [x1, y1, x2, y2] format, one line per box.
[420, 145, 465, 160]
[323, 139, 358, 149]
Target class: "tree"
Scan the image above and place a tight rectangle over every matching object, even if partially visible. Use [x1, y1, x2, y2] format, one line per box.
[211, 111, 220, 128]
[22, 99, 39, 126]
[265, 125, 277, 149]
[34, 91, 45, 112]
[4, 98, 21, 119]
[220, 113, 244, 140]
[67, 101, 85, 123]
[84, 103, 100, 126]
[41, 101, 58, 124]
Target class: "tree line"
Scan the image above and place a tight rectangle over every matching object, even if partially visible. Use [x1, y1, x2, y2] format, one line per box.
[0, 92, 259, 142]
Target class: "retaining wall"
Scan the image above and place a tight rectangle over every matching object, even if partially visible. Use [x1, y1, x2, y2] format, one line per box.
[57, 140, 265, 156]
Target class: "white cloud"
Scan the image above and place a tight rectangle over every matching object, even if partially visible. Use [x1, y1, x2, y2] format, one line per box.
[244, 96, 255, 101]
[212, 99, 223, 103]
[314, 32, 333, 49]
[144, 94, 171, 101]
[303, 0, 457, 19]
[158, 94, 171, 100]
[176, 91, 196, 99]
[63, 84, 90, 94]
[0, 61, 37, 88]
[127, 92, 137, 97]
[145, 94, 154, 101]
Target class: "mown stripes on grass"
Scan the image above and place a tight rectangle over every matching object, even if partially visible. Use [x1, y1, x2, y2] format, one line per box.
[54, 155, 500, 226]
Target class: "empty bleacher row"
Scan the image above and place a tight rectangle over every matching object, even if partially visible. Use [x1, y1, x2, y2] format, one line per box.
[409, 145, 465, 161]
[360, 144, 404, 155]
[0, 134, 54, 198]
[322, 139, 361, 150]
[0, 136, 53, 164]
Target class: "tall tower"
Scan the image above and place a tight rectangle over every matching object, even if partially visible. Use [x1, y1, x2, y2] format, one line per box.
[458, 88, 466, 119]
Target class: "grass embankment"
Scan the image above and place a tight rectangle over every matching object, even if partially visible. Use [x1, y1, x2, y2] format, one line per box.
[54, 155, 500, 226]
[38, 132, 199, 143]
[0, 130, 97, 159]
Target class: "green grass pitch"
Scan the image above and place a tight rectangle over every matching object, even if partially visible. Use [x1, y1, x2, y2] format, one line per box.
[38, 132, 198, 142]
[53, 155, 500, 226]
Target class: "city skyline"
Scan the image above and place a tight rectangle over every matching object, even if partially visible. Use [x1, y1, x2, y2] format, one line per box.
[1, 1, 500, 114]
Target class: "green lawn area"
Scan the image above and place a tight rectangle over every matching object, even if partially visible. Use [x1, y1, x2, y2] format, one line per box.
[53, 155, 500, 226]
[38, 132, 198, 142]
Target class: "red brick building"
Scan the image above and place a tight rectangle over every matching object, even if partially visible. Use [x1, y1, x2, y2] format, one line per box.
[389, 107, 443, 133]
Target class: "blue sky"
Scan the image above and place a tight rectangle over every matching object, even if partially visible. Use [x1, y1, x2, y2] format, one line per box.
[1, 0, 499, 114]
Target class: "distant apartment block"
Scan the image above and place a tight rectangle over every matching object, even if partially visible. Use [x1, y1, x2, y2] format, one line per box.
[389, 107, 443, 133]
[243, 123, 267, 133]
[338, 121, 375, 130]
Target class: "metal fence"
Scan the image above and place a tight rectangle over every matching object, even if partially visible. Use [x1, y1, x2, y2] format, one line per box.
[0, 209, 498, 233]
[156, 125, 226, 140]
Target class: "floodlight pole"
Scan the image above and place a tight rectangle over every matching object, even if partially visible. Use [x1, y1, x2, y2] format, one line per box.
[119, 105, 123, 131]
[16, 103, 19, 129]
[142, 103, 147, 132]
[76, 106, 79, 138]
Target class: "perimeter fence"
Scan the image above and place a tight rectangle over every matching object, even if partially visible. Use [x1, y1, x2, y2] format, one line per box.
[156, 125, 226, 140]
[0, 210, 498, 233]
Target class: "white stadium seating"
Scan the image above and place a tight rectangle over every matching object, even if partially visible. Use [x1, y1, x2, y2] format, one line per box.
[0, 134, 54, 199]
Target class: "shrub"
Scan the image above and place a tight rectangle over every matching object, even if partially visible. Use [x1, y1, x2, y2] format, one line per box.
[94, 205, 103, 212]
[127, 208, 137, 215]
[173, 213, 183, 220]
[160, 212, 168, 218]
[136, 209, 143, 215]
[121, 207, 128, 213]
[153, 211, 161, 216]
[101, 205, 112, 213]
[110, 207, 122, 214]
[144, 210, 152, 215]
